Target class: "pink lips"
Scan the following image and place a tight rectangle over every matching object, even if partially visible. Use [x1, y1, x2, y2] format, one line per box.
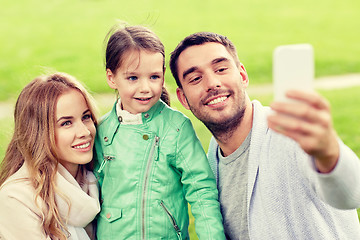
[72, 141, 92, 152]
[135, 97, 152, 104]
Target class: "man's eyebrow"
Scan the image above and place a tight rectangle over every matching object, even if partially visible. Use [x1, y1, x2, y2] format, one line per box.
[182, 66, 198, 80]
[211, 57, 230, 65]
[182, 57, 230, 80]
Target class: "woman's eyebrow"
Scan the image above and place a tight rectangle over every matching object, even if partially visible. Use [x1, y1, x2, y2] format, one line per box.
[56, 116, 73, 123]
[83, 109, 91, 115]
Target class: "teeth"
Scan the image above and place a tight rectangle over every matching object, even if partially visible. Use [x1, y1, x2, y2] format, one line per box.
[137, 97, 151, 101]
[74, 142, 90, 149]
[207, 96, 227, 105]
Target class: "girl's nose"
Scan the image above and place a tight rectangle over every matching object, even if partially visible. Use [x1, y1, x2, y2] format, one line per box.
[139, 79, 151, 93]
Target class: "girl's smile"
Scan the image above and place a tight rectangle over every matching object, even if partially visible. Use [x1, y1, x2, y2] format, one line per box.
[106, 50, 164, 114]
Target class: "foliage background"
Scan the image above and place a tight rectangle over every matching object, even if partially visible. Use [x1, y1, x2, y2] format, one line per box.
[1, 0, 360, 238]
[1, 0, 359, 101]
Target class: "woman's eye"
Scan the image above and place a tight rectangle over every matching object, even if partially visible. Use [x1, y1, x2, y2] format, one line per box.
[61, 121, 71, 127]
[82, 114, 92, 121]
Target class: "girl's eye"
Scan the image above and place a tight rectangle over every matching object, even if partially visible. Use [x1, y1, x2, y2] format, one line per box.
[61, 121, 71, 127]
[150, 75, 160, 80]
[128, 76, 137, 81]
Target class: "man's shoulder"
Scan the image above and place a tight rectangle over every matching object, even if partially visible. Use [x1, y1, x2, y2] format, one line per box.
[207, 137, 219, 162]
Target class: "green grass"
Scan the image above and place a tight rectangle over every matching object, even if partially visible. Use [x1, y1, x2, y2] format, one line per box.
[1, 0, 360, 101]
[1, 0, 360, 238]
[323, 88, 360, 155]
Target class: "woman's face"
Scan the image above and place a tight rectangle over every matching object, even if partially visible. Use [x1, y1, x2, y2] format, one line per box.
[54, 89, 96, 177]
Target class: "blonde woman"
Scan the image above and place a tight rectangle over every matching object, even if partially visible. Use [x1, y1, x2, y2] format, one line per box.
[0, 73, 100, 240]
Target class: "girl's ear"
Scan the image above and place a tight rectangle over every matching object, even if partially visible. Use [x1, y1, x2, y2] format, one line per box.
[176, 88, 190, 110]
[106, 69, 117, 89]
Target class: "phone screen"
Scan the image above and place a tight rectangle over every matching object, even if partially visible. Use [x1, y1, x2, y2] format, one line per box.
[273, 44, 314, 101]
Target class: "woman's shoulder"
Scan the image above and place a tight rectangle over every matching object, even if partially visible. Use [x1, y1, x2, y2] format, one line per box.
[0, 163, 40, 207]
[0, 175, 39, 218]
[0, 166, 47, 239]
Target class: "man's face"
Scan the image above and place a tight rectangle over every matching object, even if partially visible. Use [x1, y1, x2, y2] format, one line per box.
[176, 42, 249, 129]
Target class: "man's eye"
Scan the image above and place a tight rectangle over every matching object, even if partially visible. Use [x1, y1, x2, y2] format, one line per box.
[216, 67, 227, 73]
[189, 76, 201, 83]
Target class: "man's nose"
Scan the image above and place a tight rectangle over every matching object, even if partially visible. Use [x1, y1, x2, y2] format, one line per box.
[205, 73, 221, 92]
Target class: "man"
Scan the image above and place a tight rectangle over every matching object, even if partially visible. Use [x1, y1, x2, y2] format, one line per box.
[170, 32, 360, 239]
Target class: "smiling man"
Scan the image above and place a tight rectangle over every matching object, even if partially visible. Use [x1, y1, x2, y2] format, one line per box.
[170, 32, 360, 239]
[174, 41, 251, 156]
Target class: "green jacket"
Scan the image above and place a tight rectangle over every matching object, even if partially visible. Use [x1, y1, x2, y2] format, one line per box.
[95, 100, 225, 240]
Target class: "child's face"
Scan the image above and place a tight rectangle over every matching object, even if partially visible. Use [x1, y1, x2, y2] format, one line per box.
[107, 50, 164, 114]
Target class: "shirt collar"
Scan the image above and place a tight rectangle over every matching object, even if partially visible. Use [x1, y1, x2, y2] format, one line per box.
[116, 98, 143, 125]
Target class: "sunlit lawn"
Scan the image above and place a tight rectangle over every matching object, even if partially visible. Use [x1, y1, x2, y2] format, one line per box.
[1, 0, 360, 100]
[1, 0, 360, 238]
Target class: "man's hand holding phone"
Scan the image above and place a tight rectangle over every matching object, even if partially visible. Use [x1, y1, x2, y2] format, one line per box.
[268, 44, 339, 173]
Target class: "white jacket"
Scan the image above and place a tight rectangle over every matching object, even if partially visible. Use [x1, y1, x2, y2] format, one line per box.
[0, 162, 100, 240]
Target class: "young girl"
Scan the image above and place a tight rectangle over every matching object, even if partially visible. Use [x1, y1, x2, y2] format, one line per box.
[95, 25, 225, 239]
[0, 73, 100, 240]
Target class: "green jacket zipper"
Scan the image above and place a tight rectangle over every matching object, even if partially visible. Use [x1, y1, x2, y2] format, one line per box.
[159, 200, 182, 240]
[97, 155, 114, 174]
[142, 135, 160, 240]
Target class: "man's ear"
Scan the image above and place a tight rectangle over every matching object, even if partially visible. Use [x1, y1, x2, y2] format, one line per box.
[106, 69, 117, 89]
[239, 63, 249, 88]
[176, 88, 190, 110]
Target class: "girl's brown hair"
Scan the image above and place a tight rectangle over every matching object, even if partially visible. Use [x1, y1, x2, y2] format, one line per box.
[0, 72, 98, 239]
[105, 24, 170, 105]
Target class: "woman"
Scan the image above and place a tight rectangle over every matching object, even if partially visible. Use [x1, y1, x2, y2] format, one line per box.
[0, 72, 100, 240]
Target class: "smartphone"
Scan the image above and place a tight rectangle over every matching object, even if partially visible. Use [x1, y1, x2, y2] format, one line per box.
[273, 44, 314, 101]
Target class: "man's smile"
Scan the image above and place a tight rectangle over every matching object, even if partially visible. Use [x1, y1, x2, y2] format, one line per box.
[205, 95, 229, 106]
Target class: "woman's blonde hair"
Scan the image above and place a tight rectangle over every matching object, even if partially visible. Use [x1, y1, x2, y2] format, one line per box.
[0, 72, 98, 239]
